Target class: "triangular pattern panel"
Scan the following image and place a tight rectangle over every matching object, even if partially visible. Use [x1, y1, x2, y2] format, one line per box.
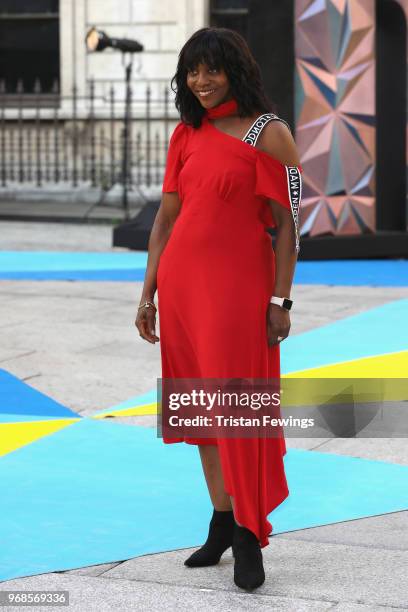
[295, 0, 376, 236]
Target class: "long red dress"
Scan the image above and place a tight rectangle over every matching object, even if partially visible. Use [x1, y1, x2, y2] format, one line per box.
[156, 103, 303, 548]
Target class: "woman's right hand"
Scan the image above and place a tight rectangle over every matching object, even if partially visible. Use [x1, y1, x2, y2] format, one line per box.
[135, 301, 160, 344]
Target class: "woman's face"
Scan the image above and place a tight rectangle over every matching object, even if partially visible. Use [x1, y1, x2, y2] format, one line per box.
[186, 63, 232, 109]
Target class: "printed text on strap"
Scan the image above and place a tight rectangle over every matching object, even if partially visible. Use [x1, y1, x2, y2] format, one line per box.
[242, 113, 291, 147]
[242, 114, 301, 254]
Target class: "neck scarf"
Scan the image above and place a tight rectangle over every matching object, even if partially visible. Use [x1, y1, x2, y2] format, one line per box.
[205, 98, 238, 119]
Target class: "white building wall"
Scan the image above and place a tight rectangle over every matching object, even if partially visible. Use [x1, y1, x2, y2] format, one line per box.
[60, 0, 209, 112]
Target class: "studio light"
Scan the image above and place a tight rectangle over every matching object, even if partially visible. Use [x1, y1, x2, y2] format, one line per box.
[85, 26, 144, 220]
[85, 27, 143, 54]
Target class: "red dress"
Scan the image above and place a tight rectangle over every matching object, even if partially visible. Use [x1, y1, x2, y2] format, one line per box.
[157, 102, 303, 548]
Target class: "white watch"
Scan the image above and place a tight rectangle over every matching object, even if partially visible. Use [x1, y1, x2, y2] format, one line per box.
[270, 296, 293, 311]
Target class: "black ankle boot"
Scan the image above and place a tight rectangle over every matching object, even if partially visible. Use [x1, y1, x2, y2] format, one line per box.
[184, 509, 234, 567]
[232, 524, 265, 590]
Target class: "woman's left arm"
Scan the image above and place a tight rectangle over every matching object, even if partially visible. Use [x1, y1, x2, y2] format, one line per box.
[258, 121, 302, 346]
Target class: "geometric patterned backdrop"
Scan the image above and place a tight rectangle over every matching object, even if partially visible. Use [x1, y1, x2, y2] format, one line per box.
[295, 0, 376, 236]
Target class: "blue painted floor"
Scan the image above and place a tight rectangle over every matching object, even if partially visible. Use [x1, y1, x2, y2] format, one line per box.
[1, 417, 407, 581]
[0, 251, 407, 285]
[282, 298, 408, 373]
[0, 369, 79, 421]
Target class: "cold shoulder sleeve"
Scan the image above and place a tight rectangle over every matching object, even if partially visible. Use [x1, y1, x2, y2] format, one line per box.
[162, 122, 187, 193]
[255, 150, 303, 253]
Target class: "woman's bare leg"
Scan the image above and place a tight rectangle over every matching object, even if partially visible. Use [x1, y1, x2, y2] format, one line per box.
[198, 445, 243, 525]
[198, 445, 232, 511]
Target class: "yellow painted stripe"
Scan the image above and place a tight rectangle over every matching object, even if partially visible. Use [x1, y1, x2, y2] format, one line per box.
[91, 352, 408, 417]
[0, 418, 81, 457]
[280, 352, 408, 406]
[283, 350, 408, 379]
[92, 402, 158, 418]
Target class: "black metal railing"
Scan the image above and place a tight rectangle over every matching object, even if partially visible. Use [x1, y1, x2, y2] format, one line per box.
[0, 78, 176, 195]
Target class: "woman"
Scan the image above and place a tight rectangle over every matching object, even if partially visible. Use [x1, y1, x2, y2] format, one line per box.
[135, 27, 302, 591]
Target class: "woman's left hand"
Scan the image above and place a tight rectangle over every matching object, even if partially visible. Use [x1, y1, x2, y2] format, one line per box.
[266, 303, 291, 346]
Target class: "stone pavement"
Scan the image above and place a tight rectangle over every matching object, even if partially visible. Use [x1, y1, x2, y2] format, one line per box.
[1, 221, 408, 611]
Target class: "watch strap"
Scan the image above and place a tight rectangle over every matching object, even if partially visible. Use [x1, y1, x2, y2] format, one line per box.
[270, 296, 293, 311]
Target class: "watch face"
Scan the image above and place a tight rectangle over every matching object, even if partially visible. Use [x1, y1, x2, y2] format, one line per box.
[282, 298, 293, 310]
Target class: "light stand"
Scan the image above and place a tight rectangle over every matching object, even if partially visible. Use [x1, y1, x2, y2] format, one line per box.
[86, 28, 144, 219]
[122, 54, 133, 219]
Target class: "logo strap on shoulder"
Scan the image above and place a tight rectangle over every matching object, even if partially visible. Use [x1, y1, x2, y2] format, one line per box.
[243, 114, 301, 254]
[285, 166, 302, 254]
[242, 113, 291, 147]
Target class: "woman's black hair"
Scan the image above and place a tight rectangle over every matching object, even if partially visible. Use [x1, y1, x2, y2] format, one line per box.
[171, 27, 276, 128]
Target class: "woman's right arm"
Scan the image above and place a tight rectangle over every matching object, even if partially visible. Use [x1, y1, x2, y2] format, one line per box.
[135, 191, 181, 343]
